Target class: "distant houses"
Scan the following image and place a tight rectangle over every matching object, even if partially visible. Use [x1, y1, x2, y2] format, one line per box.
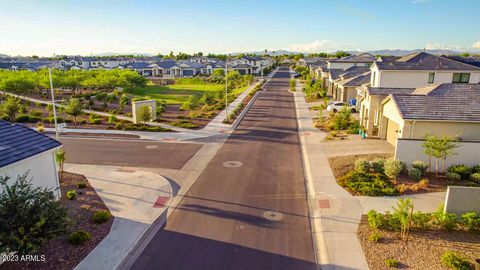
[0, 55, 275, 78]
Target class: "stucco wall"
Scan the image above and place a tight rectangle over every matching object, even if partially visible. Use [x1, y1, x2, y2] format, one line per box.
[377, 70, 480, 88]
[444, 186, 480, 216]
[409, 121, 480, 141]
[395, 139, 480, 168]
[0, 150, 60, 198]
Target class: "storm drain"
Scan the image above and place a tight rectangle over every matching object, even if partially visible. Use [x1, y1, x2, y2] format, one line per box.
[263, 211, 284, 221]
[222, 161, 243, 168]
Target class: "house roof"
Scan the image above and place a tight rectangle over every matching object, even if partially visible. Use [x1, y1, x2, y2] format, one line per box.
[0, 121, 62, 168]
[122, 62, 150, 69]
[367, 87, 415, 96]
[341, 72, 371, 87]
[377, 56, 401, 62]
[329, 53, 376, 63]
[389, 83, 480, 121]
[375, 52, 480, 71]
[442, 55, 480, 68]
[329, 69, 345, 80]
[156, 60, 177, 69]
[339, 66, 371, 79]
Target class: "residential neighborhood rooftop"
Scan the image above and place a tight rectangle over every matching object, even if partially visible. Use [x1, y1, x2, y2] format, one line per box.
[375, 52, 480, 71]
[329, 53, 376, 63]
[0, 121, 62, 168]
[366, 86, 415, 96]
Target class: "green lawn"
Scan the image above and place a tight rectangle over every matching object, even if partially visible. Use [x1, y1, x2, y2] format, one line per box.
[131, 83, 249, 104]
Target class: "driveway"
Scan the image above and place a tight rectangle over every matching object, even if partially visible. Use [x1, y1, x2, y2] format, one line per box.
[130, 67, 316, 270]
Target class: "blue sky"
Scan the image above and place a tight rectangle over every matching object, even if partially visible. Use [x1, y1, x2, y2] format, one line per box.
[1, 0, 479, 56]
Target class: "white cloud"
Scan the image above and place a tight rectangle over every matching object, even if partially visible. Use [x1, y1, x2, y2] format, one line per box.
[425, 42, 463, 51]
[411, 0, 430, 4]
[286, 40, 334, 53]
[473, 41, 480, 49]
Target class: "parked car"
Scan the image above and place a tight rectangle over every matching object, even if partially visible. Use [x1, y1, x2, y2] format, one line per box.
[293, 73, 301, 78]
[327, 101, 357, 113]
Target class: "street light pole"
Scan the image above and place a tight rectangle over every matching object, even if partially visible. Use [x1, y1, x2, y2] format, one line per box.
[225, 59, 228, 121]
[48, 68, 59, 140]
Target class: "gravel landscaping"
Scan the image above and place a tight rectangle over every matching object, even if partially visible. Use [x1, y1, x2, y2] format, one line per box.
[2, 172, 113, 270]
[358, 215, 480, 269]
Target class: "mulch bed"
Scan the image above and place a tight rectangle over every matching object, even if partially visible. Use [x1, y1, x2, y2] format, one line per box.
[328, 154, 450, 195]
[357, 215, 480, 269]
[2, 172, 113, 270]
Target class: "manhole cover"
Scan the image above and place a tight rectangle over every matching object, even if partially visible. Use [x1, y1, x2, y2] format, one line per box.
[222, 161, 243, 168]
[145, 145, 158, 149]
[263, 211, 284, 221]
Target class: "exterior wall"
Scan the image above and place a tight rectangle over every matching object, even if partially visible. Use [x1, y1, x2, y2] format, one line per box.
[0, 150, 60, 198]
[360, 94, 386, 137]
[408, 121, 480, 141]
[376, 70, 480, 88]
[327, 62, 370, 70]
[132, 100, 157, 124]
[395, 139, 480, 167]
[444, 186, 480, 216]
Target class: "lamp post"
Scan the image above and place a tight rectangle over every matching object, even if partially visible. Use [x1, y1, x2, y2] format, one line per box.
[48, 68, 59, 140]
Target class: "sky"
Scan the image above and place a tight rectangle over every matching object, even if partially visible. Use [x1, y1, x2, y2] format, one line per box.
[1, 0, 479, 56]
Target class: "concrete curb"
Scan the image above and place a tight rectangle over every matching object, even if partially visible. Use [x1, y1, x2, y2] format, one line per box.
[231, 90, 262, 130]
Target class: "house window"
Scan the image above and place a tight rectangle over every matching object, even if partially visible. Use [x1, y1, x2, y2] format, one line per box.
[452, 73, 470, 83]
[373, 110, 380, 126]
[428, 72, 435, 84]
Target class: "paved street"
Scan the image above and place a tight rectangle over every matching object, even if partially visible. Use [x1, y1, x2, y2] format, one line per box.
[61, 138, 203, 169]
[131, 67, 316, 270]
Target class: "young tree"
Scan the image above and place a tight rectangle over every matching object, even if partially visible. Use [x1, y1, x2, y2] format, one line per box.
[0, 96, 21, 122]
[0, 172, 68, 254]
[439, 136, 459, 173]
[137, 105, 152, 124]
[119, 94, 129, 111]
[212, 69, 225, 77]
[64, 98, 83, 124]
[181, 95, 199, 110]
[55, 148, 66, 180]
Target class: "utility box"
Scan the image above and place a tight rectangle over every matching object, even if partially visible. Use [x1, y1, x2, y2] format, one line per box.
[132, 100, 156, 124]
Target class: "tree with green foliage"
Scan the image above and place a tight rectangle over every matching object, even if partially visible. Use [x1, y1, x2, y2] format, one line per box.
[119, 94, 129, 111]
[212, 69, 225, 77]
[64, 98, 83, 124]
[181, 95, 199, 110]
[136, 105, 152, 124]
[0, 96, 21, 122]
[0, 172, 68, 255]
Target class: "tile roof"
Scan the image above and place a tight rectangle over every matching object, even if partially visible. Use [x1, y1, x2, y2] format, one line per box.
[341, 72, 371, 87]
[0, 121, 61, 168]
[156, 60, 177, 69]
[375, 52, 480, 71]
[339, 66, 371, 80]
[367, 87, 415, 96]
[442, 55, 480, 68]
[329, 53, 376, 63]
[390, 83, 480, 121]
[329, 69, 345, 80]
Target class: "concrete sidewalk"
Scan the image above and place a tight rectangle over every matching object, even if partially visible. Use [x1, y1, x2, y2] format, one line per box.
[64, 164, 172, 270]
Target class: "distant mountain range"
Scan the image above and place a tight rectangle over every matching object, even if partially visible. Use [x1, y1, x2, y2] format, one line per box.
[234, 49, 471, 56]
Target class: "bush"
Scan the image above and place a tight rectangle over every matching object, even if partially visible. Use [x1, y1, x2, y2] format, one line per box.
[79, 119, 87, 124]
[76, 182, 87, 189]
[412, 211, 431, 229]
[0, 173, 68, 254]
[368, 231, 382, 242]
[385, 258, 399, 268]
[446, 172, 461, 182]
[354, 159, 370, 174]
[28, 115, 41, 123]
[95, 92, 107, 101]
[115, 123, 123, 130]
[470, 173, 480, 183]
[470, 165, 480, 174]
[367, 210, 385, 230]
[66, 190, 76, 200]
[171, 120, 199, 129]
[339, 171, 396, 196]
[371, 158, 385, 174]
[92, 210, 112, 224]
[108, 114, 117, 124]
[440, 251, 472, 270]
[434, 212, 457, 231]
[90, 118, 101, 124]
[418, 179, 429, 188]
[461, 212, 480, 232]
[16, 114, 30, 123]
[67, 230, 91, 245]
[412, 160, 428, 175]
[447, 165, 471, 180]
[384, 160, 405, 179]
[408, 168, 422, 181]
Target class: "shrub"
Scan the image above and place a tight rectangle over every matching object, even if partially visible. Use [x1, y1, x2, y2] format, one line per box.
[171, 120, 199, 129]
[76, 182, 87, 189]
[396, 183, 408, 194]
[461, 212, 480, 232]
[367, 210, 385, 229]
[385, 258, 399, 268]
[115, 123, 123, 130]
[28, 115, 41, 123]
[90, 118, 101, 124]
[92, 210, 112, 224]
[16, 114, 30, 123]
[339, 171, 396, 196]
[67, 230, 91, 245]
[330, 130, 338, 137]
[368, 231, 382, 242]
[0, 173, 68, 254]
[389, 198, 413, 233]
[470, 165, 480, 174]
[446, 172, 461, 182]
[434, 212, 457, 231]
[447, 165, 471, 180]
[412, 160, 428, 175]
[412, 211, 431, 229]
[408, 168, 422, 181]
[440, 251, 472, 270]
[79, 119, 87, 124]
[418, 179, 429, 188]
[95, 92, 107, 101]
[470, 173, 480, 183]
[37, 122, 44, 132]
[384, 160, 405, 179]
[371, 158, 385, 174]
[108, 114, 117, 124]
[66, 190, 76, 200]
[354, 159, 370, 174]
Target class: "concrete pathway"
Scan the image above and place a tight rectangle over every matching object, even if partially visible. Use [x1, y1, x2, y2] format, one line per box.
[64, 164, 172, 270]
[321, 136, 395, 157]
[357, 192, 445, 214]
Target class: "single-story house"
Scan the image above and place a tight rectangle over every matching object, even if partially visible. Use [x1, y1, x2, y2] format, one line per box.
[379, 83, 480, 145]
[0, 120, 62, 198]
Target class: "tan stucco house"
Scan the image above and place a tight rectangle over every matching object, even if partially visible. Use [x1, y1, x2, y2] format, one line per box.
[378, 83, 480, 145]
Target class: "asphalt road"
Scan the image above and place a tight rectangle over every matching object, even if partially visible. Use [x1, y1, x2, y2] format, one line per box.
[60, 138, 203, 169]
[131, 67, 316, 270]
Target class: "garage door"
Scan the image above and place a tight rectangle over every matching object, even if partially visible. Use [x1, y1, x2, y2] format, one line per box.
[386, 119, 399, 146]
[183, 70, 194, 76]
